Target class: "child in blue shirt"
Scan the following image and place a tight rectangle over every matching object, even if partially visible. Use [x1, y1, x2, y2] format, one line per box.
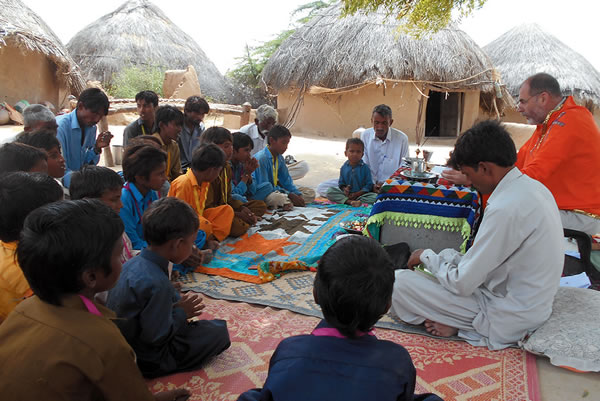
[231, 132, 272, 202]
[238, 235, 443, 401]
[327, 138, 377, 206]
[107, 197, 230, 378]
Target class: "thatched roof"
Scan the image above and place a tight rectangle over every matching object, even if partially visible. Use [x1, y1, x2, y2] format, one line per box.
[262, 3, 509, 112]
[66, 0, 233, 102]
[484, 24, 600, 108]
[0, 0, 85, 95]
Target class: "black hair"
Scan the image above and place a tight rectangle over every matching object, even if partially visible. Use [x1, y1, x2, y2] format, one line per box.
[267, 125, 291, 144]
[77, 88, 109, 115]
[155, 105, 184, 133]
[449, 120, 517, 169]
[70, 165, 124, 200]
[201, 126, 232, 145]
[143, 197, 199, 246]
[232, 132, 254, 150]
[0, 172, 63, 242]
[127, 135, 162, 149]
[122, 144, 167, 182]
[184, 96, 210, 114]
[191, 143, 226, 172]
[0, 142, 47, 174]
[526, 73, 562, 97]
[345, 137, 364, 150]
[314, 236, 394, 339]
[15, 129, 60, 152]
[17, 200, 124, 306]
[135, 90, 159, 107]
[372, 104, 392, 119]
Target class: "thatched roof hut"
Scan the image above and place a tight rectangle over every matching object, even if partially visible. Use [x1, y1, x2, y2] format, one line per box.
[484, 24, 600, 111]
[0, 0, 85, 107]
[261, 4, 510, 141]
[66, 0, 233, 102]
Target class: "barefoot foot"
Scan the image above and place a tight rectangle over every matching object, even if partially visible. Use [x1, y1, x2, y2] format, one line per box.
[350, 200, 361, 207]
[199, 249, 213, 264]
[424, 319, 458, 337]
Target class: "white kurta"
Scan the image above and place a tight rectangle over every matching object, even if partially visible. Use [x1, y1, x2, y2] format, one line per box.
[361, 127, 409, 183]
[392, 168, 564, 350]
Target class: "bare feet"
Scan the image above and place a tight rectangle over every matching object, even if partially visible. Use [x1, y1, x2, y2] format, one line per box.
[350, 200, 361, 207]
[199, 249, 213, 264]
[424, 319, 458, 337]
[282, 203, 293, 211]
[206, 239, 219, 251]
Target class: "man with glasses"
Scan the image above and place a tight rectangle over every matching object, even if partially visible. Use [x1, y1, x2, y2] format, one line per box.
[515, 73, 600, 235]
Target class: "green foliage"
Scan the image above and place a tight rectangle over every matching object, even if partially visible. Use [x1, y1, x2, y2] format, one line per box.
[340, 0, 487, 37]
[107, 64, 165, 98]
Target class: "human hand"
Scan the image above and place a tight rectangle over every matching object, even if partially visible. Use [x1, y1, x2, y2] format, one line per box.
[95, 131, 113, 149]
[441, 169, 471, 186]
[175, 292, 205, 319]
[288, 192, 305, 207]
[343, 186, 350, 197]
[181, 246, 203, 269]
[244, 158, 259, 174]
[154, 388, 190, 401]
[407, 249, 425, 270]
[373, 182, 383, 193]
[236, 206, 257, 225]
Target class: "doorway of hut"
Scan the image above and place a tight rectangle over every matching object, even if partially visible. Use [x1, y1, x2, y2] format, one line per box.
[425, 91, 463, 138]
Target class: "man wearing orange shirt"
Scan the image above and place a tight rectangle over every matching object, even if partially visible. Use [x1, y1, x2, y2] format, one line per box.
[516, 73, 600, 235]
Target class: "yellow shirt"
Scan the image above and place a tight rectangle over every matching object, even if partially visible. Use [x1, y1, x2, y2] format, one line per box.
[0, 241, 31, 322]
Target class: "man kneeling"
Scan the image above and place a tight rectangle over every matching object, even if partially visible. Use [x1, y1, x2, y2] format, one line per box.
[392, 120, 564, 350]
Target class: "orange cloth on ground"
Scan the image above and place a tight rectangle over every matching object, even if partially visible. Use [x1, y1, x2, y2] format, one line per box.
[516, 96, 600, 215]
[169, 169, 233, 241]
[0, 241, 32, 323]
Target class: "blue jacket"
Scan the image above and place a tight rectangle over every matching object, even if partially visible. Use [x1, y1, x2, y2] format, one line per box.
[339, 160, 373, 193]
[238, 320, 443, 401]
[119, 182, 158, 250]
[253, 148, 300, 195]
[231, 160, 257, 199]
[56, 109, 100, 187]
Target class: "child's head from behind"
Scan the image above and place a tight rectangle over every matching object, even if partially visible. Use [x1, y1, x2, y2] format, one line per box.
[70, 166, 124, 213]
[232, 132, 254, 163]
[122, 144, 167, 191]
[267, 125, 291, 156]
[345, 138, 365, 165]
[0, 172, 64, 242]
[191, 143, 226, 182]
[15, 130, 66, 178]
[143, 197, 199, 264]
[0, 142, 48, 174]
[201, 127, 233, 160]
[314, 236, 394, 338]
[17, 199, 124, 305]
[155, 105, 184, 141]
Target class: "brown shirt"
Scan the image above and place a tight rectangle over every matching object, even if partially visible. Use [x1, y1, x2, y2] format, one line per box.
[205, 163, 243, 211]
[152, 132, 182, 182]
[0, 294, 154, 401]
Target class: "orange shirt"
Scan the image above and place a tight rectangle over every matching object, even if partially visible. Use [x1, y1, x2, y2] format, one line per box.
[516, 96, 600, 215]
[168, 169, 209, 215]
[0, 241, 32, 322]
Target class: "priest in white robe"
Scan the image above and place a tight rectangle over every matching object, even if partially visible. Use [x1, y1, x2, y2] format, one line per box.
[392, 120, 564, 350]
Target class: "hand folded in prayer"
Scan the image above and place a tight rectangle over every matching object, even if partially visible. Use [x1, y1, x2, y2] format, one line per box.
[407, 249, 425, 270]
[95, 131, 113, 149]
[288, 192, 305, 207]
[244, 157, 259, 175]
[236, 206, 257, 225]
[441, 168, 471, 186]
[175, 292, 205, 319]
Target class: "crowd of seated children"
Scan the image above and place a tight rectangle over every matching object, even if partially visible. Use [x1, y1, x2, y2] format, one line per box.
[169, 143, 232, 245]
[152, 105, 184, 182]
[231, 132, 272, 203]
[238, 235, 442, 401]
[0, 172, 63, 323]
[119, 144, 168, 250]
[0, 142, 48, 174]
[107, 197, 230, 378]
[252, 125, 315, 210]
[201, 127, 267, 237]
[327, 138, 378, 206]
[0, 199, 190, 401]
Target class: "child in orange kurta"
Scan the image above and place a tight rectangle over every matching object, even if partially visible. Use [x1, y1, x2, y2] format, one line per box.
[168, 143, 234, 243]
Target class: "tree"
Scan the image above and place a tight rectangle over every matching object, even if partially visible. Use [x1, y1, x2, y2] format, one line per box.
[340, 0, 487, 37]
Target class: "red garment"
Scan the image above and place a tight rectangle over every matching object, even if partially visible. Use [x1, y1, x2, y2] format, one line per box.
[516, 96, 600, 215]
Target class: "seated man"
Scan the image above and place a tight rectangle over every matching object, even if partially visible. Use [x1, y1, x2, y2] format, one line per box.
[392, 120, 564, 350]
[123, 90, 159, 146]
[22, 104, 57, 133]
[178, 96, 209, 169]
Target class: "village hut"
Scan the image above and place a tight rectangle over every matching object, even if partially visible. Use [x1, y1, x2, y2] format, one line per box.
[261, 4, 511, 143]
[66, 0, 233, 103]
[0, 0, 85, 108]
[484, 24, 600, 125]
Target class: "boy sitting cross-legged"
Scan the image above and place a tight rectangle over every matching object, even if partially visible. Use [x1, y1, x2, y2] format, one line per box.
[327, 138, 378, 206]
[107, 197, 230, 378]
[231, 132, 272, 203]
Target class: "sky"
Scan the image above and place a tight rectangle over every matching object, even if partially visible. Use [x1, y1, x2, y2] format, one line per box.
[20, 0, 600, 75]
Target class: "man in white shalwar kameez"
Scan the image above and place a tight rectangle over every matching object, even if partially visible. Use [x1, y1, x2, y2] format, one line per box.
[392, 120, 564, 350]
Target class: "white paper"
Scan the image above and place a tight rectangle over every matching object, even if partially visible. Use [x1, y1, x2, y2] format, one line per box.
[560, 272, 591, 288]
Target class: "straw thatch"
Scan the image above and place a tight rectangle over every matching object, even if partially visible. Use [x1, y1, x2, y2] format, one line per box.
[0, 0, 85, 95]
[66, 0, 233, 102]
[484, 24, 600, 108]
[262, 3, 510, 112]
